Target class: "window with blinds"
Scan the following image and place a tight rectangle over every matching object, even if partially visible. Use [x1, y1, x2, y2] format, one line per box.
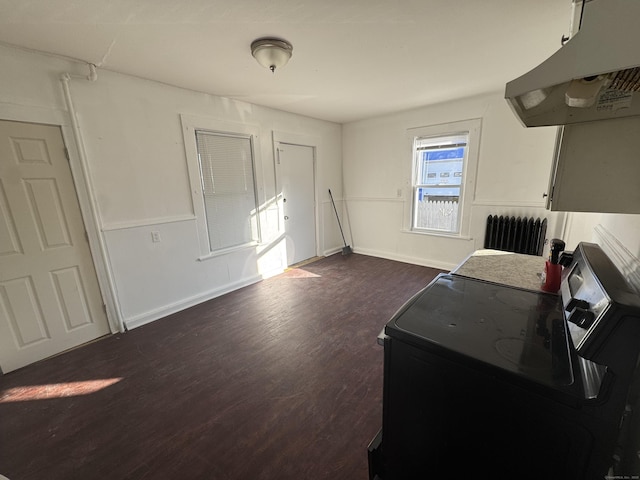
[195, 130, 260, 252]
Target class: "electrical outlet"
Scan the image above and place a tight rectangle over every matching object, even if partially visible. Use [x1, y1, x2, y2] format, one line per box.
[151, 231, 161, 243]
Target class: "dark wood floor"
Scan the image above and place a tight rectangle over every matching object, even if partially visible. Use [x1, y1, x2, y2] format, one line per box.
[0, 253, 443, 480]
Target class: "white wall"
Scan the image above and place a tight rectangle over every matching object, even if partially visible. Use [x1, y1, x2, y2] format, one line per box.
[0, 44, 343, 330]
[563, 212, 640, 292]
[342, 91, 565, 270]
[596, 214, 640, 292]
[4, 43, 638, 334]
[342, 90, 640, 290]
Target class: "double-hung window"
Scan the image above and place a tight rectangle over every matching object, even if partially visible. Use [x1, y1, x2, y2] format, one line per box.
[410, 118, 481, 236]
[194, 129, 260, 253]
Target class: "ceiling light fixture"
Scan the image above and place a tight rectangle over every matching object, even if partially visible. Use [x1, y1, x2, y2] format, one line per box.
[251, 38, 293, 73]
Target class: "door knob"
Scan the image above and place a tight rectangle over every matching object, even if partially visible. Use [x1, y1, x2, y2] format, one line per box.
[284, 216, 289, 220]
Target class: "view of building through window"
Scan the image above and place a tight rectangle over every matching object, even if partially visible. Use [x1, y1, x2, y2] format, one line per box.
[412, 132, 468, 234]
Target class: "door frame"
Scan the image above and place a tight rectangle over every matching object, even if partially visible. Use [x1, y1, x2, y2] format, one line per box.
[272, 131, 320, 261]
[0, 102, 122, 333]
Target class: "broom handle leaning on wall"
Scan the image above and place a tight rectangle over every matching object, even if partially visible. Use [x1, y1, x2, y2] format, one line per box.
[328, 189, 348, 247]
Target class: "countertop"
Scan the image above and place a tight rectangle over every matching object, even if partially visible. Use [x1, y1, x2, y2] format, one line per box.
[377, 249, 551, 345]
[452, 249, 548, 292]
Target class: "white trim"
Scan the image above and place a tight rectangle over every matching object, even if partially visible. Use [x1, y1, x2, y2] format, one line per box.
[59, 76, 123, 333]
[272, 130, 321, 259]
[593, 224, 640, 293]
[272, 130, 321, 148]
[0, 102, 69, 126]
[343, 196, 546, 208]
[407, 118, 482, 238]
[102, 214, 196, 232]
[322, 247, 343, 257]
[400, 229, 474, 241]
[472, 199, 547, 208]
[124, 274, 263, 330]
[351, 247, 456, 272]
[0, 97, 123, 333]
[180, 114, 263, 258]
[344, 196, 404, 203]
[197, 241, 259, 261]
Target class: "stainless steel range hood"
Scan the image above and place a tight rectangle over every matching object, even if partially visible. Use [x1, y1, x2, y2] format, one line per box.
[506, 0, 640, 127]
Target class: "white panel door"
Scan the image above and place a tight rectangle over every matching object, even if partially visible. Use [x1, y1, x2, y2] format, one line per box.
[276, 143, 316, 266]
[0, 120, 110, 373]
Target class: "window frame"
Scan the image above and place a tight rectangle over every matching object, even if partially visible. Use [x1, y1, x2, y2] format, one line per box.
[407, 118, 481, 238]
[181, 114, 263, 259]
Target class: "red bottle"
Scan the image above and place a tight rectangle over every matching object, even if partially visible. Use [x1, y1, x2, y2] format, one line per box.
[541, 238, 565, 293]
[541, 260, 562, 293]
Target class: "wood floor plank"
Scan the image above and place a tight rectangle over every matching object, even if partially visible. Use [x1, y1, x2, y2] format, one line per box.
[0, 253, 443, 480]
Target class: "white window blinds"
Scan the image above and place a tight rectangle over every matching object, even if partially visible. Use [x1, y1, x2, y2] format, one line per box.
[195, 130, 259, 252]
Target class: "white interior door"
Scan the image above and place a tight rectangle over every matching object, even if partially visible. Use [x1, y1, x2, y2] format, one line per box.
[0, 120, 110, 373]
[276, 143, 316, 266]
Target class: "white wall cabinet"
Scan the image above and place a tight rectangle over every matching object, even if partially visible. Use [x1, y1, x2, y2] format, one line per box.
[546, 116, 640, 213]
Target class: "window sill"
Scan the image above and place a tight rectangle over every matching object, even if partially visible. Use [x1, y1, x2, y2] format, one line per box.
[197, 241, 259, 261]
[401, 229, 473, 241]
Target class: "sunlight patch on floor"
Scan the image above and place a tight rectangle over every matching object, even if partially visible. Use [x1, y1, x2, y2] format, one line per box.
[283, 256, 324, 278]
[286, 256, 324, 270]
[284, 268, 321, 278]
[0, 378, 123, 403]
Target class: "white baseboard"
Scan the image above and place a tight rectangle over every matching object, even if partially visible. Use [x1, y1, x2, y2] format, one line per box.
[124, 274, 263, 330]
[594, 224, 640, 293]
[351, 247, 456, 272]
[322, 247, 344, 257]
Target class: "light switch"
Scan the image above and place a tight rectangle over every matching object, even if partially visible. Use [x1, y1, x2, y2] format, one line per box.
[151, 231, 161, 243]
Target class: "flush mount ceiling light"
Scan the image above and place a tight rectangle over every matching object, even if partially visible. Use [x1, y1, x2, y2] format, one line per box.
[251, 38, 293, 73]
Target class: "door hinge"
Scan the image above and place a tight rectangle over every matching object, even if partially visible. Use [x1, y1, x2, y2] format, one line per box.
[84, 230, 89, 243]
[64, 147, 70, 161]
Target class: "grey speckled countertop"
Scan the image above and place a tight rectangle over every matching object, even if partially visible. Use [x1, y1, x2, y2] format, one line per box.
[452, 249, 549, 293]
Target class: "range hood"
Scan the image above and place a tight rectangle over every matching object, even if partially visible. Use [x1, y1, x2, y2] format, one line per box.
[505, 0, 640, 127]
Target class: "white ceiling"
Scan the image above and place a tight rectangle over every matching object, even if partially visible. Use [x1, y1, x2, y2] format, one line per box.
[0, 0, 571, 124]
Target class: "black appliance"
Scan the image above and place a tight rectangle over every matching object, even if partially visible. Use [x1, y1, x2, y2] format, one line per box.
[368, 242, 640, 480]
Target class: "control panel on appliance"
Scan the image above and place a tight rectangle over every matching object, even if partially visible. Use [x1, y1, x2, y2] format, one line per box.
[561, 262, 611, 352]
[565, 298, 595, 328]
